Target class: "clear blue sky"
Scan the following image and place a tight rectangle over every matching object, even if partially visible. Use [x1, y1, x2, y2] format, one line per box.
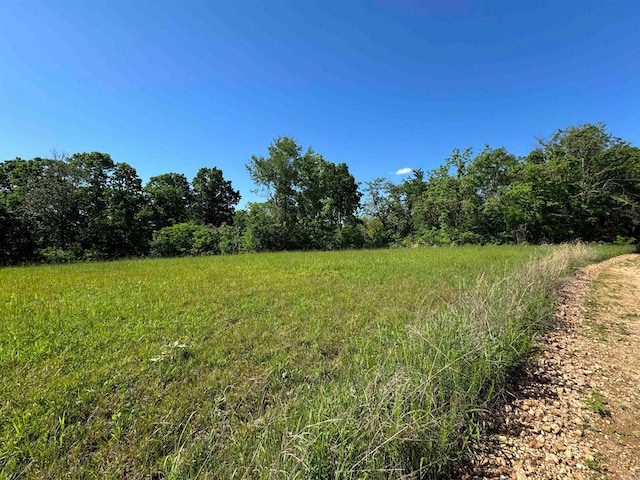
[1, 0, 639, 206]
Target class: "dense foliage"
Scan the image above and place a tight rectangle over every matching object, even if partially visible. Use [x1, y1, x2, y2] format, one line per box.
[1, 124, 638, 264]
[0, 153, 240, 264]
[365, 123, 640, 246]
[245, 136, 362, 251]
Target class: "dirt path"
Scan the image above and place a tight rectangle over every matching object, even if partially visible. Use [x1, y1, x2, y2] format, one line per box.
[462, 254, 640, 480]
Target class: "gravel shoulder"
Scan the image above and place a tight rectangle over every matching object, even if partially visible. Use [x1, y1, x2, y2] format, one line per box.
[461, 253, 640, 480]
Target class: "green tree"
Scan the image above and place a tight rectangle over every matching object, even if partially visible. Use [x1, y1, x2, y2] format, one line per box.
[412, 148, 477, 243]
[143, 173, 192, 230]
[295, 154, 361, 248]
[0, 203, 33, 264]
[243, 201, 283, 251]
[0, 158, 43, 261]
[465, 146, 519, 241]
[69, 152, 116, 254]
[19, 159, 80, 251]
[529, 123, 640, 241]
[246, 136, 300, 248]
[107, 162, 148, 256]
[191, 167, 240, 227]
[362, 171, 430, 244]
[246, 136, 361, 250]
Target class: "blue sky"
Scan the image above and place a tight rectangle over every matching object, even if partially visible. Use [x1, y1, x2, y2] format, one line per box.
[1, 0, 639, 206]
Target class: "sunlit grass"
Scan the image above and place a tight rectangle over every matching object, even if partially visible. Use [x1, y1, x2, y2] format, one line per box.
[0, 245, 630, 478]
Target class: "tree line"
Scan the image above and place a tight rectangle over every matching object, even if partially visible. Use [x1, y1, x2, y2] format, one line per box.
[1, 123, 638, 265]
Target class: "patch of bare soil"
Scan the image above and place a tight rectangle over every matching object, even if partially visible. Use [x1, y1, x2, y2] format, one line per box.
[458, 254, 640, 480]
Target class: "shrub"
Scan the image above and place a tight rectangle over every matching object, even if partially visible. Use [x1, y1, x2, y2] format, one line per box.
[150, 222, 219, 257]
[335, 222, 366, 249]
[35, 245, 83, 263]
[217, 224, 240, 254]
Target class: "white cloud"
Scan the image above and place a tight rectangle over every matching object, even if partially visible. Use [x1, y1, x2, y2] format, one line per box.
[396, 167, 413, 175]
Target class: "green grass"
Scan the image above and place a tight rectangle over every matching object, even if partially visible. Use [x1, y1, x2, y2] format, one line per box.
[0, 244, 631, 478]
[584, 389, 611, 418]
[583, 454, 606, 473]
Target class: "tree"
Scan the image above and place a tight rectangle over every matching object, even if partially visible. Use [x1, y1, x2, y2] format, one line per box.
[243, 202, 281, 251]
[246, 136, 300, 248]
[191, 167, 240, 227]
[317, 161, 362, 228]
[411, 149, 477, 243]
[294, 154, 361, 248]
[362, 177, 413, 243]
[465, 146, 519, 241]
[20, 159, 80, 250]
[0, 158, 43, 261]
[0, 203, 33, 264]
[246, 136, 362, 250]
[530, 123, 640, 241]
[69, 152, 116, 254]
[143, 173, 192, 229]
[107, 162, 148, 256]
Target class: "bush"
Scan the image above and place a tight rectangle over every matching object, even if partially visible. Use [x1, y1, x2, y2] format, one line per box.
[363, 218, 388, 248]
[150, 223, 219, 257]
[615, 235, 636, 246]
[35, 245, 83, 263]
[334, 222, 366, 249]
[217, 224, 241, 254]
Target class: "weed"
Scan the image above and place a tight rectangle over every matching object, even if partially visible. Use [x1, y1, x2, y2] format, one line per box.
[615, 322, 630, 336]
[584, 454, 606, 472]
[585, 389, 612, 417]
[591, 323, 609, 341]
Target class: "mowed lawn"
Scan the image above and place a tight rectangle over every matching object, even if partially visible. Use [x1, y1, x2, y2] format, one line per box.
[0, 245, 623, 478]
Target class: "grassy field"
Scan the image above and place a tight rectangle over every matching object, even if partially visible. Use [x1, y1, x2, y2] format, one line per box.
[0, 245, 631, 478]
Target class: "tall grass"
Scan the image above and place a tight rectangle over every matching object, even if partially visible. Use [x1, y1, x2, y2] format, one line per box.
[0, 244, 630, 478]
[213, 244, 627, 478]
